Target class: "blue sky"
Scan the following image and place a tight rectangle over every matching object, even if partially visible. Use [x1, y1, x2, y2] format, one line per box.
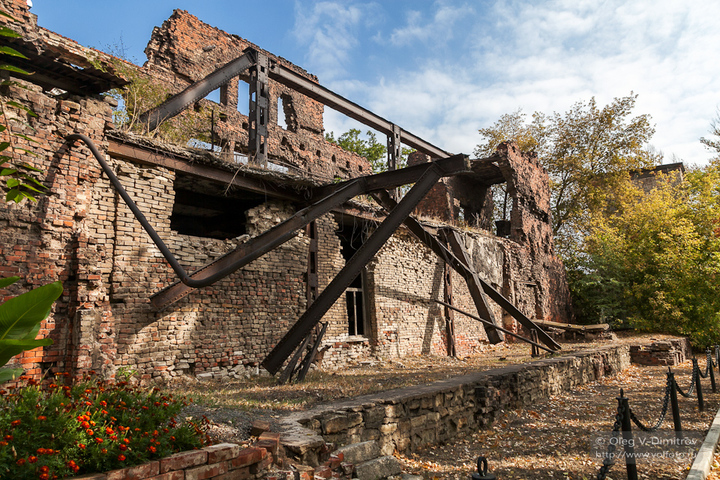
[30, 0, 720, 165]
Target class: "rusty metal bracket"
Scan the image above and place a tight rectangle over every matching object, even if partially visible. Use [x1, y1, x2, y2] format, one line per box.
[248, 52, 269, 166]
[261, 161, 452, 374]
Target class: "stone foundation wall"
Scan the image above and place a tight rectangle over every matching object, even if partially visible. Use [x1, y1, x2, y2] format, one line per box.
[281, 345, 631, 462]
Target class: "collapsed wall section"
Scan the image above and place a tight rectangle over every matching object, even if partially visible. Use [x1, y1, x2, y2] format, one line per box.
[141, 10, 371, 182]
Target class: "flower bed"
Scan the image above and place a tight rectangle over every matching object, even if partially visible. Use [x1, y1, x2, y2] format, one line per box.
[0, 374, 206, 479]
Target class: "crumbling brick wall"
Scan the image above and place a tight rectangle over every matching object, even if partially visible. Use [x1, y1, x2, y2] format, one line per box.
[0, 2, 574, 382]
[141, 10, 370, 182]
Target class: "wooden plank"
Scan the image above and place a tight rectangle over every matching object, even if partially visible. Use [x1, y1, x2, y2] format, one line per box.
[533, 320, 609, 333]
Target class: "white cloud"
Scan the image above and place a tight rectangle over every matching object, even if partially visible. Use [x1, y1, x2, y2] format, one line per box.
[317, 0, 720, 164]
[386, 2, 474, 47]
[292, 1, 380, 81]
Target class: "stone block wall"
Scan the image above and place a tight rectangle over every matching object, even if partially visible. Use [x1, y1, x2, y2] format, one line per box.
[281, 345, 631, 462]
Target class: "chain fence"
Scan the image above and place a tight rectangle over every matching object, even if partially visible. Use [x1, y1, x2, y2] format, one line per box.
[595, 346, 718, 480]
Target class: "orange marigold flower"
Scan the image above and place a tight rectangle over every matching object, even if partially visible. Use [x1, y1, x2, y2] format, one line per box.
[84, 389, 92, 394]
[148, 446, 156, 453]
[95, 438, 103, 444]
[28, 455, 38, 463]
[37, 448, 46, 455]
[119, 444, 127, 451]
[101, 448, 107, 454]
[118, 454, 126, 461]
[0, 441, 7, 447]
[105, 427, 114, 435]
[84, 401, 92, 406]
[78, 444, 86, 449]
[10, 420, 21, 427]
[82, 422, 90, 429]
[99, 400, 107, 407]
[101, 410, 108, 415]
[39, 465, 49, 473]
[170, 436, 176, 442]
[37, 415, 47, 421]
[123, 438, 130, 444]
[110, 435, 117, 441]
[16, 458, 26, 466]
[4, 435, 13, 441]
[39, 474, 49, 480]
[86, 429, 94, 436]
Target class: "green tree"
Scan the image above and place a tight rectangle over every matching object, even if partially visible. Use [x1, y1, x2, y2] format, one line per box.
[572, 164, 720, 347]
[326, 128, 388, 173]
[476, 94, 658, 257]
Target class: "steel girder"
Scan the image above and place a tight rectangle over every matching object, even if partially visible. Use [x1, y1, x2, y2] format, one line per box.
[149, 154, 470, 310]
[370, 189, 561, 352]
[138, 49, 257, 131]
[261, 160, 455, 374]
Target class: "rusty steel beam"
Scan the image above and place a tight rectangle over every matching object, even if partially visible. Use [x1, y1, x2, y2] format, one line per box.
[268, 61, 450, 159]
[433, 300, 554, 354]
[370, 190, 560, 351]
[312, 153, 471, 200]
[262, 161, 452, 374]
[442, 229, 504, 344]
[107, 139, 302, 202]
[150, 154, 470, 310]
[150, 178, 367, 309]
[139, 49, 257, 131]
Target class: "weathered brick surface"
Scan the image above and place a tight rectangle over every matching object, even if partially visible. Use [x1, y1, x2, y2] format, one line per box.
[106, 461, 160, 480]
[1, 0, 574, 384]
[160, 450, 208, 473]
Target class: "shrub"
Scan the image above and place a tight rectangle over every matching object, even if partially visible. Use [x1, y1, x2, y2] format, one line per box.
[0, 374, 208, 479]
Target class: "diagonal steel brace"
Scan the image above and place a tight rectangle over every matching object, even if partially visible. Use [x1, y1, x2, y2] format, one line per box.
[261, 161, 455, 374]
[370, 189, 561, 351]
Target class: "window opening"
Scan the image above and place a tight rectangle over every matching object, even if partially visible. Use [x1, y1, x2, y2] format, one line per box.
[277, 96, 287, 129]
[170, 172, 266, 240]
[205, 87, 221, 104]
[334, 216, 368, 336]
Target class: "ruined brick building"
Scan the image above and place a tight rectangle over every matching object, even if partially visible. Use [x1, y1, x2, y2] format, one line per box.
[1, 0, 572, 382]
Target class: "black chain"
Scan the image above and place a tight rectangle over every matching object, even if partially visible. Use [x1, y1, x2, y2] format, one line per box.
[596, 402, 624, 480]
[629, 375, 671, 431]
[699, 357, 710, 379]
[676, 363, 697, 398]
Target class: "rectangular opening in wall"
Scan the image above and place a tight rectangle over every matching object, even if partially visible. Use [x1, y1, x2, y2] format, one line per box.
[170, 172, 266, 240]
[334, 214, 369, 336]
[238, 80, 249, 115]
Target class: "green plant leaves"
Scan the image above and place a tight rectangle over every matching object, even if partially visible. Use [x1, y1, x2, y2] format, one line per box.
[0, 281, 61, 370]
[0, 366, 22, 383]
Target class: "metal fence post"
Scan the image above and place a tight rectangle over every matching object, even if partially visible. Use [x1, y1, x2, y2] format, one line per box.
[693, 357, 704, 411]
[618, 389, 638, 480]
[668, 368, 682, 438]
[708, 348, 717, 393]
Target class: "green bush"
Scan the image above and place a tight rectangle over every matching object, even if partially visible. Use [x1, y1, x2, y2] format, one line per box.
[0, 374, 207, 479]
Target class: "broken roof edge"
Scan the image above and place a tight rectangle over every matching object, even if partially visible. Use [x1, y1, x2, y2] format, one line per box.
[1, 0, 128, 94]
